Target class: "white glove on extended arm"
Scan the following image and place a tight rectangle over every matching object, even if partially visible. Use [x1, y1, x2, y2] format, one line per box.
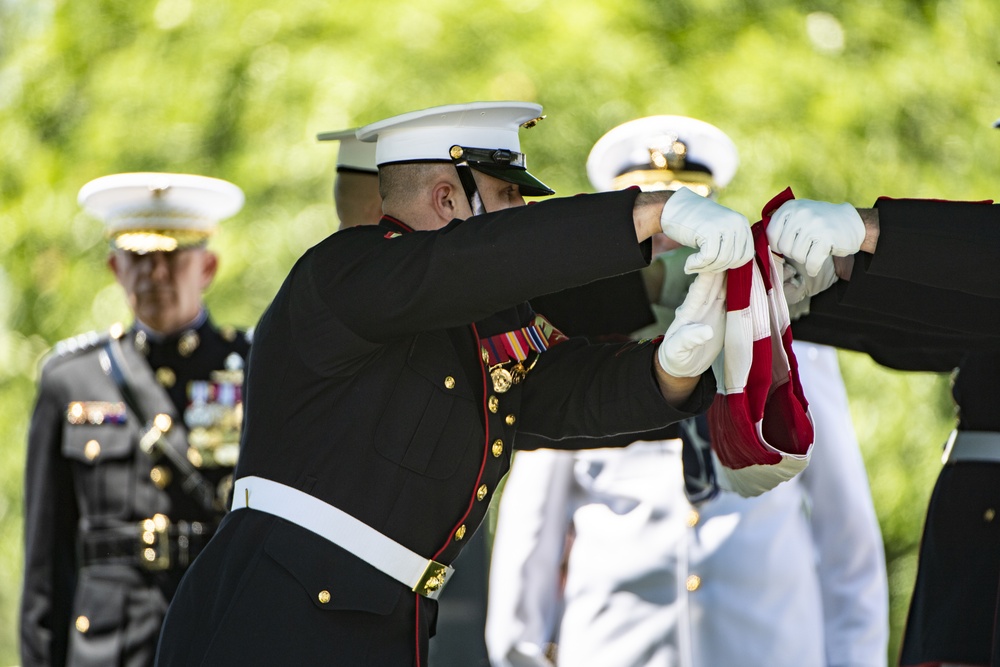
[657, 270, 726, 377]
[766, 199, 865, 277]
[659, 187, 754, 274]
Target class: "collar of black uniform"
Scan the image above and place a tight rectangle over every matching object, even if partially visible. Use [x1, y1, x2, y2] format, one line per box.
[378, 216, 414, 234]
[133, 308, 209, 343]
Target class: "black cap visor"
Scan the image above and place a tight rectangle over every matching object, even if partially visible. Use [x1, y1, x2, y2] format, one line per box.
[471, 164, 554, 197]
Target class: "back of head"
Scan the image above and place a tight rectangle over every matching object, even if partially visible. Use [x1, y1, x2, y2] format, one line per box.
[317, 128, 382, 228]
[586, 115, 738, 198]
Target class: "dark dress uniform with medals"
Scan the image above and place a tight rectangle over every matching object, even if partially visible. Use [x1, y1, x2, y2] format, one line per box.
[20, 173, 249, 667]
[788, 196, 1000, 667]
[155, 103, 715, 667]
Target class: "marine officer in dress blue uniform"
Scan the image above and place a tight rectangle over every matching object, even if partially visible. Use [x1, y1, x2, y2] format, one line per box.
[320, 121, 492, 664]
[155, 101, 757, 667]
[20, 172, 251, 667]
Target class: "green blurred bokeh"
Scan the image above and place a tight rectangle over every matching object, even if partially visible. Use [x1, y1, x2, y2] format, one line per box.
[1, 0, 995, 663]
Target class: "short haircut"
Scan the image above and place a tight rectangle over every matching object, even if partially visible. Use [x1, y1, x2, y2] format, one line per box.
[378, 162, 453, 206]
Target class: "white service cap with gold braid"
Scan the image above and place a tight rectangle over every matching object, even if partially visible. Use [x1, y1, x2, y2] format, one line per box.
[587, 115, 738, 198]
[316, 128, 378, 174]
[78, 172, 244, 254]
[357, 101, 553, 197]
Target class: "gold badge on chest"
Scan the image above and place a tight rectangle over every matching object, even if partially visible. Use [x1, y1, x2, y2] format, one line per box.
[490, 366, 513, 394]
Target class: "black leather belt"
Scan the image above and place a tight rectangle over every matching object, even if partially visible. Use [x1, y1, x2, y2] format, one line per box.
[81, 516, 215, 571]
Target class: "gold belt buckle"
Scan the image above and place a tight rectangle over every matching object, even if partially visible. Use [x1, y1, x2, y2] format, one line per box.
[412, 560, 451, 600]
[138, 513, 171, 571]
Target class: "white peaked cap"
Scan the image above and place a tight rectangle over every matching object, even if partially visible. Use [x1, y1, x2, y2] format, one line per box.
[78, 172, 244, 253]
[316, 128, 379, 173]
[357, 101, 541, 165]
[357, 101, 553, 196]
[587, 115, 739, 193]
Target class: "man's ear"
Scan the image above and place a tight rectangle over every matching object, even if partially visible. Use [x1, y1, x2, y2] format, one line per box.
[200, 250, 219, 290]
[107, 253, 122, 281]
[430, 180, 463, 222]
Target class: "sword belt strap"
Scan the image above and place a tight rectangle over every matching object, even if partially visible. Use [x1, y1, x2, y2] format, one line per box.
[231, 476, 454, 599]
[942, 429, 1000, 464]
[101, 337, 219, 513]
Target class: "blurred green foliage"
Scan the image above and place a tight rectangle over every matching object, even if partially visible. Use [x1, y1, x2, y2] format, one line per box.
[1, 0, 996, 663]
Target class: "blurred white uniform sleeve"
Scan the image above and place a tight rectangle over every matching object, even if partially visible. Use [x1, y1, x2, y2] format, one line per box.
[486, 449, 576, 667]
[793, 341, 889, 667]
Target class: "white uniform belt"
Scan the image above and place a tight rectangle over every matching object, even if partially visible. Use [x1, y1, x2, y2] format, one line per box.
[231, 476, 454, 599]
[941, 430, 1000, 465]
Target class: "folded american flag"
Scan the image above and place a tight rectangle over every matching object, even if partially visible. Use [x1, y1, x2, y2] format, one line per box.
[707, 188, 814, 496]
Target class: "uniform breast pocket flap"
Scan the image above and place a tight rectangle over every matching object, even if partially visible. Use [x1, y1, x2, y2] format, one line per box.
[62, 422, 134, 465]
[375, 332, 479, 479]
[263, 520, 403, 616]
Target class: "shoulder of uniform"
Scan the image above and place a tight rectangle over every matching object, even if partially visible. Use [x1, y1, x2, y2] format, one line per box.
[51, 325, 120, 357]
[44, 324, 122, 367]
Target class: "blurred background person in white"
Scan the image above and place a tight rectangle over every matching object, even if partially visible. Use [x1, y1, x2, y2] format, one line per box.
[485, 115, 889, 667]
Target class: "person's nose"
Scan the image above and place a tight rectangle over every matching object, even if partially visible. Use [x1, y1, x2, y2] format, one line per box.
[144, 252, 172, 280]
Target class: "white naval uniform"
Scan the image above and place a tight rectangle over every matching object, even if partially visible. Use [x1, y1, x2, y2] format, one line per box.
[486, 341, 888, 667]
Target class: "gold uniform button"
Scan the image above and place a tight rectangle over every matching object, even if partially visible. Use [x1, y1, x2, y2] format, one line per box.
[686, 574, 702, 592]
[84, 440, 101, 461]
[686, 509, 700, 528]
[318, 590, 331, 604]
[492, 439, 504, 458]
[156, 366, 176, 388]
[488, 395, 499, 414]
[477, 484, 489, 501]
[150, 466, 171, 488]
[444, 376, 456, 389]
[985, 508, 996, 523]
[505, 414, 516, 426]
[75, 615, 90, 633]
[178, 330, 200, 357]
[455, 524, 467, 541]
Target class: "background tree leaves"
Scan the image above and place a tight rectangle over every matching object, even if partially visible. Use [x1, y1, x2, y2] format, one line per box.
[2, 0, 997, 661]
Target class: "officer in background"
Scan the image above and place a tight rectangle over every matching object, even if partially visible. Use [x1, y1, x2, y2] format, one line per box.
[317, 127, 382, 229]
[486, 116, 888, 667]
[20, 172, 251, 667]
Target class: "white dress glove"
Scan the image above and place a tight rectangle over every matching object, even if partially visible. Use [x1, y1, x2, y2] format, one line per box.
[776, 253, 837, 320]
[780, 254, 837, 305]
[657, 271, 726, 377]
[766, 199, 864, 277]
[659, 187, 754, 274]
